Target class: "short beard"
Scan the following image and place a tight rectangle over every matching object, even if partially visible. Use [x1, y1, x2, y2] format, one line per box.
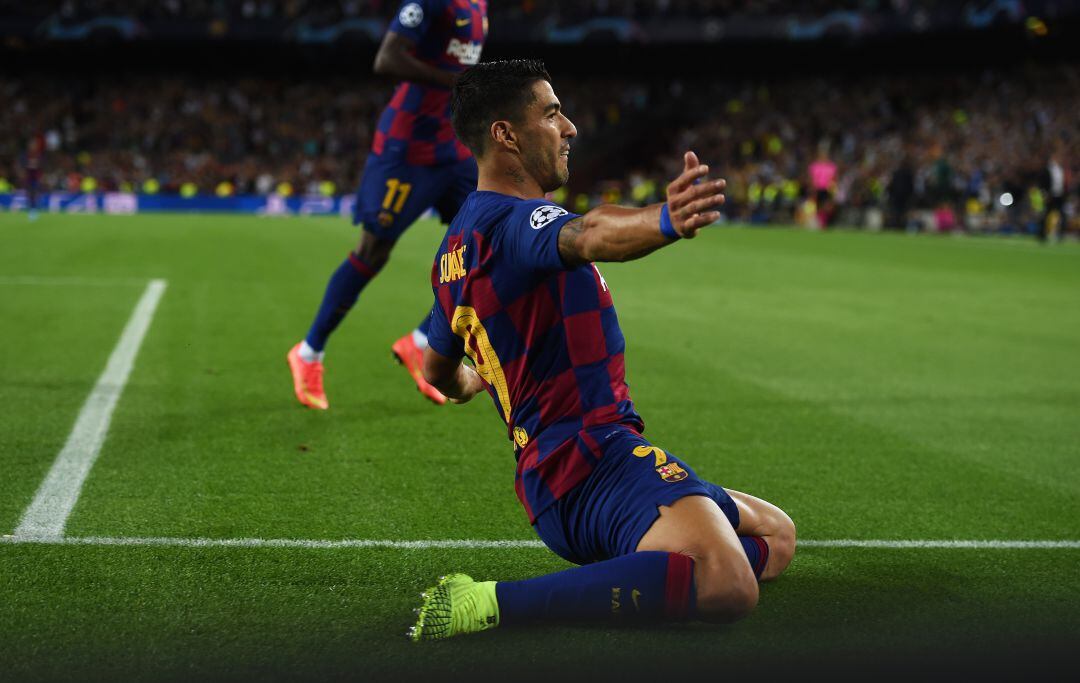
[519, 144, 564, 193]
[541, 166, 569, 194]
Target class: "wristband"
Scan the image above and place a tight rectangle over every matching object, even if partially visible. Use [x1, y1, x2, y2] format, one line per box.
[659, 203, 680, 240]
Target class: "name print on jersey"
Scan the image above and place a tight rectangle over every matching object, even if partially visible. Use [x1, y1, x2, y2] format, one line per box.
[439, 244, 468, 283]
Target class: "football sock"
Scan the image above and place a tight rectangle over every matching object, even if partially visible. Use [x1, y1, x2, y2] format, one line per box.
[740, 536, 770, 579]
[416, 310, 432, 341]
[304, 252, 381, 353]
[298, 340, 323, 363]
[495, 551, 695, 624]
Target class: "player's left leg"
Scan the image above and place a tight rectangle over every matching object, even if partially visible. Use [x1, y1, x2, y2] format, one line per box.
[692, 480, 795, 582]
[410, 498, 753, 641]
[409, 427, 792, 640]
[410, 549, 705, 642]
[725, 488, 796, 581]
[387, 159, 474, 403]
[389, 158, 480, 403]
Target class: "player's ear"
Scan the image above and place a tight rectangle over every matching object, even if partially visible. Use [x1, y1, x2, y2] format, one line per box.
[490, 120, 519, 153]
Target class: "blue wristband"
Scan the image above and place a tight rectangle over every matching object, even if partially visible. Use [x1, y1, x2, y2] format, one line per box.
[659, 204, 680, 240]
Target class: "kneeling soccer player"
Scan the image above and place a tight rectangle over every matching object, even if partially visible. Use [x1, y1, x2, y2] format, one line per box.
[411, 60, 796, 640]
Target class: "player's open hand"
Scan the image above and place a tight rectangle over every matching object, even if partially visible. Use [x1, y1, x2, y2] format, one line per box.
[666, 151, 726, 238]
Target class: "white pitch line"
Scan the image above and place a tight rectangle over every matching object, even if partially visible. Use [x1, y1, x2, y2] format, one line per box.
[0, 536, 548, 549]
[796, 539, 1080, 549]
[2, 535, 1079, 550]
[12, 279, 167, 540]
[0, 276, 149, 287]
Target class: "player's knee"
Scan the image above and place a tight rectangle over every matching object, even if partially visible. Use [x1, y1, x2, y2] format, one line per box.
[693, 555, 759, 623]
[695, 573, 758, 623]
[355, 233, 395, 270]
[761, 509, 797, 582]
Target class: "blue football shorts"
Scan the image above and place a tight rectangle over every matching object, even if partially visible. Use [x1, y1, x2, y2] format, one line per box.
[532, 424, 741, 566]
[352, 153, 478, 241]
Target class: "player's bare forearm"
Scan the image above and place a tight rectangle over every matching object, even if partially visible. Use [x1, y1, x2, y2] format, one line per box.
[557, 206, 667, 266]
[374, 32, 457, 89]
[435, 364, 484, 404]
[422, 347, 484, 403]
[557, 153, 726, 267]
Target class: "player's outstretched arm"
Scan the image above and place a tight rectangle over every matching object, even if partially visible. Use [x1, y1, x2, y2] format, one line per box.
[558, 151, 725, 267]
[374, 31, 458, 89]
[422, 347, 485, 404]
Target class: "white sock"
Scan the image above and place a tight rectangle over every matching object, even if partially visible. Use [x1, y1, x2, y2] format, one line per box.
[412, 328, 429, 350]
[298, 340, 324, 363]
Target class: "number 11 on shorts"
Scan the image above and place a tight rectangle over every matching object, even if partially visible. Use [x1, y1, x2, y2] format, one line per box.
[382, 178, 412, 214]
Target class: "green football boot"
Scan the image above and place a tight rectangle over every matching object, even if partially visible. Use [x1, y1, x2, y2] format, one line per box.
[408, 573, 500, 642]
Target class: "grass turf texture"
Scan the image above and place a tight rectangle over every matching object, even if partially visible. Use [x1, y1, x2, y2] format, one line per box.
[1, 212, 1078, 680]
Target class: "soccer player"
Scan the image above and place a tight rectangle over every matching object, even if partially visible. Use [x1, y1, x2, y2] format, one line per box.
[22, 135, 44, 221]
[287, 0, 488, 410]
[410, 60, 796, 640]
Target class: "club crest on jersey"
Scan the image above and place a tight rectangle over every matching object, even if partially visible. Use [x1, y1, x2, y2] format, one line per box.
[633, 444, 687, 482]
[656, 463, 688, 482]
[399, 3, 423, 28]
[377, 210, 394, 227]
[529, 205, 568, 230]
[513, 426, 529, 448]
[446, 38, 482, 65]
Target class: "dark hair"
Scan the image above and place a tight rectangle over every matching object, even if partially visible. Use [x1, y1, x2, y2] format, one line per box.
[451, 59, 552, 157]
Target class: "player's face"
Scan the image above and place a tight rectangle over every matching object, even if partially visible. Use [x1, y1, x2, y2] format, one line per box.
[519, 80, 577, 193]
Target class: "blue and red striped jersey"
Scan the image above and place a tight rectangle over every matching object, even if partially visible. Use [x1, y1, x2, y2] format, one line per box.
[373, 0, 487, 166]
[427, 191, 644, 522]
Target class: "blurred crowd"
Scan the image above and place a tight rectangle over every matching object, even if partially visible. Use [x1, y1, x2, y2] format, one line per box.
[2, 64, 1077, 236]
[3, 0, 1073, 27]
[589, 63, 1079, 235]
[0, 77, 385, 199]
[507, 0, 989, 22]
[0, 1, 980, 21]
[0, 75, 631, 199]
[0, 0, 387, 22]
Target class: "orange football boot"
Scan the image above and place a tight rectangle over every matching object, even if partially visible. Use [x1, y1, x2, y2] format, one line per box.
[391, 333, 447, 405]
[287, 343, 329, 410]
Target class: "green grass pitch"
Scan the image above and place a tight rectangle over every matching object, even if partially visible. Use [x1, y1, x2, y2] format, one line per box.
[1, 212, 1079, 680]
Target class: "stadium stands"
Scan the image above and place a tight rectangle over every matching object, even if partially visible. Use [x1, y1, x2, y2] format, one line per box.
[1, 1, 1077, 234]
[2, 0, 1077, 43]
[2, 63, 1075, 234]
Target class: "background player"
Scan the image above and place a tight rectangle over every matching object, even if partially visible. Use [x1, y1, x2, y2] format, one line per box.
[22, 135, 44, 221]
[410, 60, 796, 640]
[287, 0, 488, 410]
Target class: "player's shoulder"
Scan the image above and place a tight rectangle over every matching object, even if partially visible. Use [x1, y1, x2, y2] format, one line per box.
[451, 192, 575, 236]
[392, 0, 447, 32]
[396, 0, 452, 21]
[505, 198, 574, 232]
[448, 191, 513, 231]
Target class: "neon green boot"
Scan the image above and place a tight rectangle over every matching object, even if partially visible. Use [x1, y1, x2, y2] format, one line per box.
[409, 573, 500, 642]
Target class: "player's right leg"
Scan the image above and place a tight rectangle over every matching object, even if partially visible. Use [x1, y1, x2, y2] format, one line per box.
[287, 229, 395, 409]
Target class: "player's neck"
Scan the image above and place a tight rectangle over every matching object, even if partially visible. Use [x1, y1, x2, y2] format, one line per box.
[477, 161, 545, 200]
